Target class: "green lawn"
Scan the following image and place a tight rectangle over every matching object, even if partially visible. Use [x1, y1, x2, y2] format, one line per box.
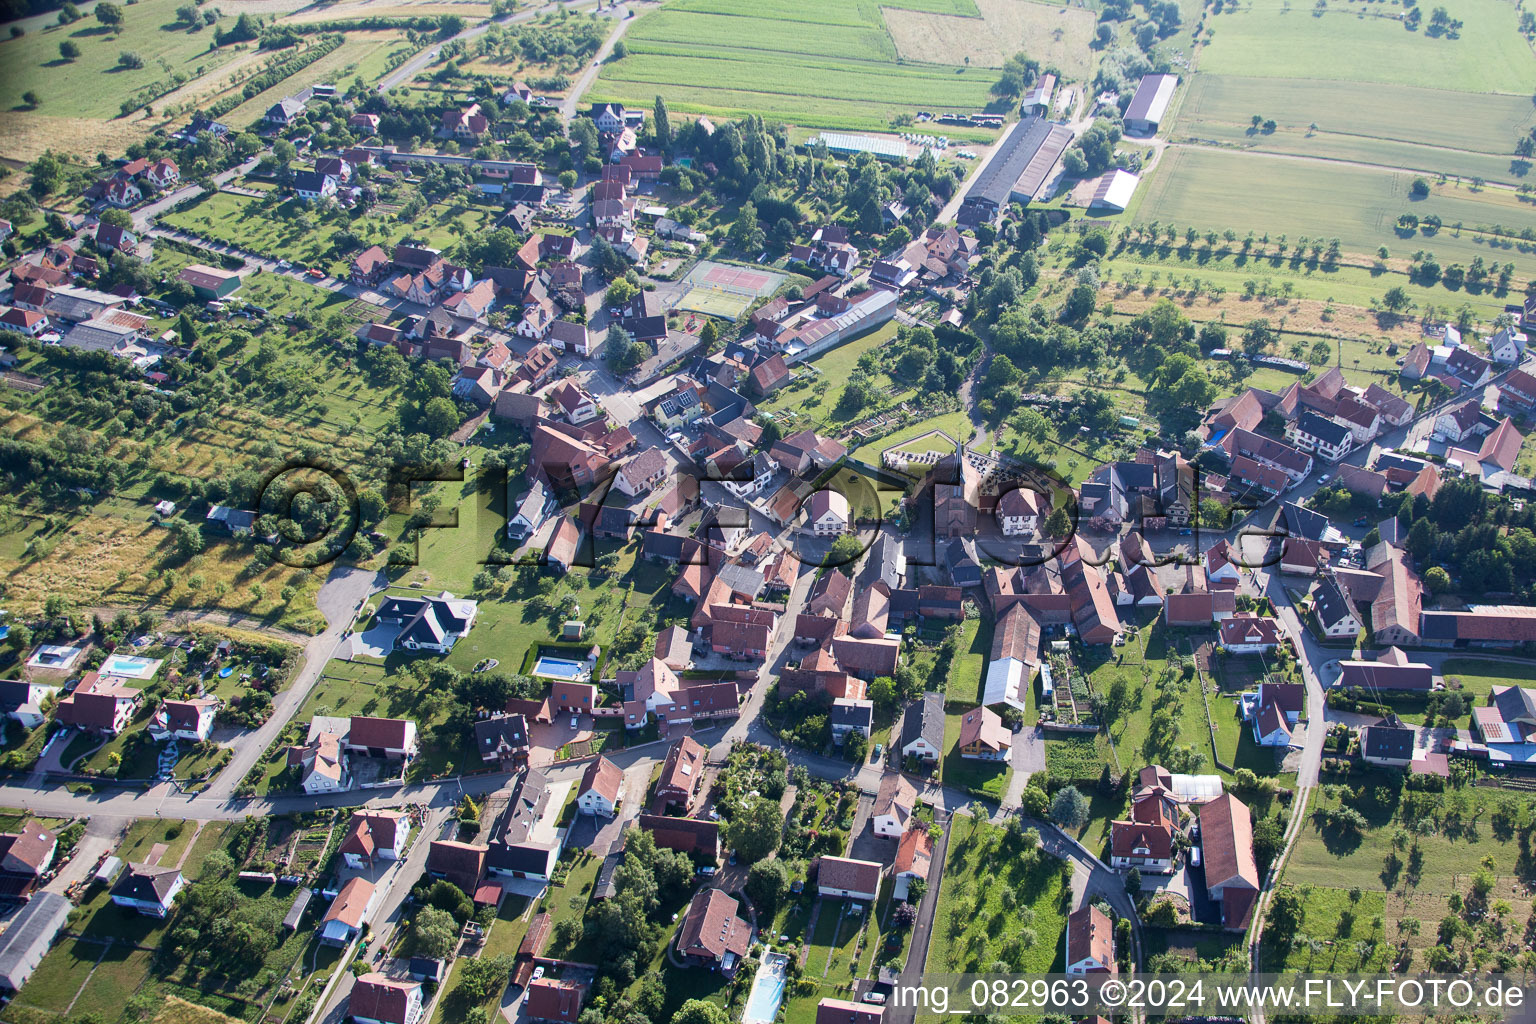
[759, 322, 913, 438]
[852, 411, 977, 465]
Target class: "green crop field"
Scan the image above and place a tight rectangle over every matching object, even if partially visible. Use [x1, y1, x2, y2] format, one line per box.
[1197, 0, 1533, 93]
[1134, 146, 1536, 279]
[591, 0, 1001, 130]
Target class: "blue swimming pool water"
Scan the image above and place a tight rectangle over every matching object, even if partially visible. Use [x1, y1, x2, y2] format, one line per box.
[743, 954, 788, 1024]
[532, 657, 584, 680]
[218, 667, 234, 678]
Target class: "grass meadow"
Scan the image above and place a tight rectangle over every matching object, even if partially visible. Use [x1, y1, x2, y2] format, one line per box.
[1132, 146, 1536, 280]
[1197, 0, 1532, 92]
[1175, 76, 1535, 185]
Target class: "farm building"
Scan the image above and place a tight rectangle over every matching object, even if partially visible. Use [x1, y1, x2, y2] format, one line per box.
[814, 132, 912, 162]
[1089, 170, 1140, 213]
[1125, 74, 1178, 135]
[957, 115, 1072, 226]
[177, 264, 242, 301]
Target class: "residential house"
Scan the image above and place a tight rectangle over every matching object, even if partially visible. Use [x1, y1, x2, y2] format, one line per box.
[526, 980, 585, 1024]
[350, 974, 424, 1024]
[1360, 724, 1414, 768]
[872, 774, 918, 838]
[1311, 574, 1362, 640]
[899, 692, 944, 764]
[892, 828, 932, 900]
[676, 889, 751, 974]
[957, 706, 1010, 761]
[486, 770, 565, 881]
[996, 487, 1042, 536]
[1109, 795, 1176, 874]
[0, 823, 57, 900]
[655, 736, 706, 809]
[110, 864, 184, 917]
[576, 756, 622, 817]
[829, 698, 874, 744]
[473, 714, 529, 765]
[1218, 614, 1284, 654]
[816, 856, 881, 901]
[374, 592, 478, 654]
[639, 815, 719, 859]
[147, 697, 219, 742]
[1065, 905, 1117, 975]
[339, 810, 411, 869]
[0, 680, 56, 730]
[288, 732, 348, 794]
[806, 490, 851, 536]
[293, 170, 337, 202]
[320, 876, 377, 945]
[54, 672, 140, 735]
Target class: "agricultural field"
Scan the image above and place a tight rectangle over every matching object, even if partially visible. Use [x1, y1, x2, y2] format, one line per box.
[218, 30, 416, 125]
[1196, 0, 1532, 92]
[590, 0, 1004, 131]
[284, 0, 493, 24]
[882, 0, 1099, 82]
[1174, 76, 1534, 185]
[1132, 146, 1536, 282]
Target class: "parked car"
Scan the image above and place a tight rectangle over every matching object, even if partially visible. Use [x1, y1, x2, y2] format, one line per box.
[570, 715, 578, 729]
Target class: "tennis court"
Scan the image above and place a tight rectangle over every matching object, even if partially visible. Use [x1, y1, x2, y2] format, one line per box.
[674, 260, 785, 321]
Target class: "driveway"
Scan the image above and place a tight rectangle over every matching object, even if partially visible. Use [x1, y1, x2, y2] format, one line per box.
[348, 623, 399, 659]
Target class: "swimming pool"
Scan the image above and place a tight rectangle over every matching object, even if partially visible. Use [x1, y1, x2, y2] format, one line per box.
[532, 656, 587, 681]
[743, 953, 788, 1024]
[101, 655, 162, 680]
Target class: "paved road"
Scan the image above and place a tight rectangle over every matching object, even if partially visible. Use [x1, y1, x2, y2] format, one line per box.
[557, 5, 641, 121]
[316, 803, 456, 1024]
[887, 807, 950, 1024]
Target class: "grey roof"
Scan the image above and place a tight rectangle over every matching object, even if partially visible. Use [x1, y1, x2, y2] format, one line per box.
[1297, 411, 1351, 447]
[715, 563, 765, 599]
[830, 699, 874, 729]
[961, 115, 1057, 210]
[111, 863, 181, 904]
[1311, 575, 1356, 630]
[1125, 73, 1177, 124]
[0, 891, 68, 991]
[282, 886, 313, 930]
[293, 170, 330, 193]
[488, 770, 558, 874]
[1361, 724, 1413, 761]
[475, 713, 529, 757]
[900, 692, 945, 755]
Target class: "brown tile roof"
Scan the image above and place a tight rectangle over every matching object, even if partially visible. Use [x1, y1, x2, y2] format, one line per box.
[657, 735, 705, 799]
[0, 821, 54, 875]
[525, 979, 585, 1023]
[816, 999, 884, 1024]
[894, 827, 933, 876]
[816, 856, 882, 895]
[427, 840, 486, 891]
[677, 888, 751, 961]
[958, 706, 1010, 752]
[323, 876, 375, 927]
[579, 756, 623, 804]
[349, 715, 414, 750]
[350, 974, 419, 1024]
[638, 814, 719, 857]
[1067, 904, 1116, 973]
[1198, 793, 1259, 894]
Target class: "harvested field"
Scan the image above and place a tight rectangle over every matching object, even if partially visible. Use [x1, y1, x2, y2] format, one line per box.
[883, 0, 1098, 80]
